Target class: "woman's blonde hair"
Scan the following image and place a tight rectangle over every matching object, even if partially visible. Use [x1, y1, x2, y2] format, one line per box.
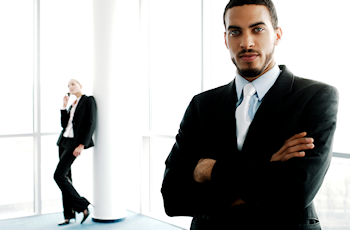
[69, 79, 82, 88]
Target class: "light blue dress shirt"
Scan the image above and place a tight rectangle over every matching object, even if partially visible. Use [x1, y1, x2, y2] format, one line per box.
[235, 64, 281, 120]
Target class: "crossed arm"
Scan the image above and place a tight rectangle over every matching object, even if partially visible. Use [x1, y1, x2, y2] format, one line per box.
[193, 132, 315, 207]
[162, 85, 338, 217]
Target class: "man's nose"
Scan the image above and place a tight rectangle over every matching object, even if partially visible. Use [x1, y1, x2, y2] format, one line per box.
[240, 33, 254, 49]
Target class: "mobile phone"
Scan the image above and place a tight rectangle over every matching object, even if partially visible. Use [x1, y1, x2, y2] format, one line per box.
[66, 93, 70, 96]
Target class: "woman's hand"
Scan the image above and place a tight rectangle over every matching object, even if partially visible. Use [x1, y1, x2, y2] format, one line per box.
[73, 144, 85, 157]
[63, 95, 69, 108]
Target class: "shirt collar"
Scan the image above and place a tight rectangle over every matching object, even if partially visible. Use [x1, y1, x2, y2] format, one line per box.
[235, 64, 281, 101]
[73, 95, 82, 107]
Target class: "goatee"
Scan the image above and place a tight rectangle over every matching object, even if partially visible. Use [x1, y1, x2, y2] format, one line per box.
[232, 48, 274, 78]
[238, 67, 265, 78]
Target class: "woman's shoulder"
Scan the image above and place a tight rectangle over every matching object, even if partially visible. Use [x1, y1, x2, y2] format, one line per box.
[82, 95, 95, 100]
[82, 95, 97, 107]
[77, 95, 95, 106]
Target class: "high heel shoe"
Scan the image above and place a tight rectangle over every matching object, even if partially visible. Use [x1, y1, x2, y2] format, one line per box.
[81, 208, 90, 224]
[58, 217, 75, 226]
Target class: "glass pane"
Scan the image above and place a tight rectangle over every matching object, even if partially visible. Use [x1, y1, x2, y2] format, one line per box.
[0, 137, 33, 220]
[314, 157, 350, 228]
[41, 135, 62, 214]
[150, 137, 192, 229]
[40, 0, 93, 133]
[0, 0, 33, 135]
[149, 0, 202, 134]
[41, 135, 93, 214]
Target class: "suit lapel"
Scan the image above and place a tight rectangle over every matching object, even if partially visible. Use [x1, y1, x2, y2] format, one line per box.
[214, 80, 238, 155]
[241, 65, 295, 152]
[67, 105, 73, 114]
[74, 95, 86, 115]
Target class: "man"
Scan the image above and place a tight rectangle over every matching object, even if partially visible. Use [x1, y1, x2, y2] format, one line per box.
[161, 0, 338, 229]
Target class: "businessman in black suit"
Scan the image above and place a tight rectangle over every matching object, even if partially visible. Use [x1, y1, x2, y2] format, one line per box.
[161, 0, 338, 229]
[55, 79, 97, 225]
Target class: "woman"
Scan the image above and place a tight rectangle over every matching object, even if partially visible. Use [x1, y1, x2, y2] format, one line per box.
[54, 79, 97, 225]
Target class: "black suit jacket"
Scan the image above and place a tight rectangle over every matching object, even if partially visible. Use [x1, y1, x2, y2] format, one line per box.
[57, 95, 97, 149]
[161, 66, 339, 229]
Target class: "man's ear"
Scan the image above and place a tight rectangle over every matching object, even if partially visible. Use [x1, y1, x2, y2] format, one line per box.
[275, 27, 282, 46]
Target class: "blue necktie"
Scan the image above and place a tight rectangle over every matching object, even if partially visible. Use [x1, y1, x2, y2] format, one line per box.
[236, 83, 256, 151]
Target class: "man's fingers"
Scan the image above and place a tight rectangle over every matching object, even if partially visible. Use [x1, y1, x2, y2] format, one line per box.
[282, 151, 305, 162]
[276, 135, 313, 156]
[279, 143, 314, 162]
[276, 133, 306, 155]
[284, 132, 307, 144]
[271, 133, 315, 162]
[287, 137, 314, 147]
[231, 199, 246, 207]
[283, 142, 315, 155]
[193, 158, 215, 183]
[197, 158, 205, 164]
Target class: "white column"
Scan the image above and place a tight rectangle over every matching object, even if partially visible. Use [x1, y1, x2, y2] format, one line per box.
[92, 0, 140, 222]
[33, 0, 42, 215]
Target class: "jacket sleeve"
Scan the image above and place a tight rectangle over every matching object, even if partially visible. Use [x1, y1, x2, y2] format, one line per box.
[211, 85, 339, 213]
[60, 107, 70, 128]
[161, 97, 234, 217]
[77, 96, 97, 147]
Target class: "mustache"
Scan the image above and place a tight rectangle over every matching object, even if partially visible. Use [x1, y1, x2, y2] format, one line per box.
[238, 49, 260, 56]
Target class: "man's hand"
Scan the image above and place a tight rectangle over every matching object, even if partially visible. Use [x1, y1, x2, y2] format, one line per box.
[73, 144, 85, 157]
[270, 132, 314, 162]
[193, 158, 216, 183]
[230, 133, 313, 208]
[231, 198, 246, 207]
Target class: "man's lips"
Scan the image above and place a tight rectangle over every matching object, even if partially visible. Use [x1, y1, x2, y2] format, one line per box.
[239, 54, 258, 62]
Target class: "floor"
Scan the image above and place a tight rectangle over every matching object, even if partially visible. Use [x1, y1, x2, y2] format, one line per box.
[0, 210, 185, 230]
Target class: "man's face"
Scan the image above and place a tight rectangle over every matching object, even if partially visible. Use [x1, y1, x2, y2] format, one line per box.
[224, 4, 282, 79]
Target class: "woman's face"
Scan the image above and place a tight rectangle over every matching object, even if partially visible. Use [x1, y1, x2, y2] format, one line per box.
[68, 79, 82, 95]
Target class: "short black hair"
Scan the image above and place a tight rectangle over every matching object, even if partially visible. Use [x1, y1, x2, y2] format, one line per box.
[223, 0, 278, 30]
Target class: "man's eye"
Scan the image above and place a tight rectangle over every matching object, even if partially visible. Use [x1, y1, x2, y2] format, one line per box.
[229, 30, 240, 36]
[254, 27, 264, 32]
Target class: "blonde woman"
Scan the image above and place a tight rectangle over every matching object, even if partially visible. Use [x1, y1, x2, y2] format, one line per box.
[54, 79, 97, 225]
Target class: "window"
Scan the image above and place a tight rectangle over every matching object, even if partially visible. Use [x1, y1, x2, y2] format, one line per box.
[40, 0, 94, 214]
[0, 137, 33, 219]
[0, 0, 33, 135]
[0, 0, 34, 220]
[0, 0, 94, 220]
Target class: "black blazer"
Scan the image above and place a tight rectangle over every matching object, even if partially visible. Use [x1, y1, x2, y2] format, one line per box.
[161, 66, 339, 230]
[57, 95, 97, 149]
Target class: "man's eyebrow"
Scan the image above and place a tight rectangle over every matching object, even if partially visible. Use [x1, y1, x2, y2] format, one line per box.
[249, 22, 265, 28]
[227, 25, 241, 30]
[227, 22, 266, 31]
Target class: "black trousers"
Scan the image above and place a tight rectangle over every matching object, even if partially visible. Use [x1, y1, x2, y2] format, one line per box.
[54, 137, 90, 219]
